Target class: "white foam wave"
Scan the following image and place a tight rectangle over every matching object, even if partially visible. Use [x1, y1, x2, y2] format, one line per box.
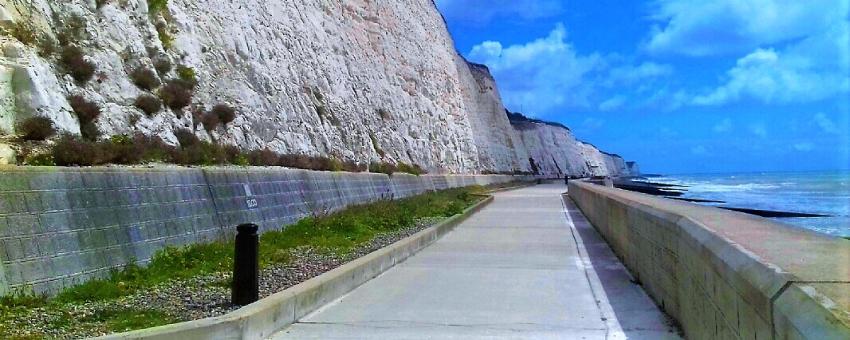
[687, 183, 782, 193]
[653, 177, 782, 193]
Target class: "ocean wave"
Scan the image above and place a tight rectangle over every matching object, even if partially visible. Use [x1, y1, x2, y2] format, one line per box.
[659, 180, 783, 192]
[690, 183, 782, 192]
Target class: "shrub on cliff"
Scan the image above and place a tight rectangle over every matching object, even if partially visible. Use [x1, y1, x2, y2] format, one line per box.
[79, 121, 101, 141]
[37, 128, 385, 174]
[190, 104, 205, 129]
[16, 117, 56, 141]
[176, 66, 197, 88]
[277, 154, 348, 172]
[60, 46, 96, 84]
[201, 112, 220, 132]
[174, 128, 199, 148]
[158, 79, 193, 111]
[248, 149, 279, 166]
[153, 57, 172, 75]
[210, 104, 237, 125]
[56, 15, 88, 47]
[68, 95, 101, 125]
[134, 95, 162, 117]
[6, 20, 39, 46]
[52, 134, 104, 166]
[174, 141, 229, 166]
[397, 162, 426, 176]
[148, 0, 169, 14]
[155, 23, 174, 50]
[342, 161, 367, 173]
[369, 162, 397, 175]
[130, 67, 161, 91]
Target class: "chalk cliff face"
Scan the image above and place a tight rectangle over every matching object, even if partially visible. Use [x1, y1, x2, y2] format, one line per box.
[509, 113, 631, 177]
[0, 0, 636, 175]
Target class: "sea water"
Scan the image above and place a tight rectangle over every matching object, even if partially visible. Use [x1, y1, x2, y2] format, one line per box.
[653, 171, 850, 238]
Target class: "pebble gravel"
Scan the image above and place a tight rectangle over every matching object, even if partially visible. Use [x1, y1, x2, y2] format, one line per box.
[1, 217, 443, 339]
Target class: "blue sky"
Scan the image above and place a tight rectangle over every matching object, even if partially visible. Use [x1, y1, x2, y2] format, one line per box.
[435, 0, 850, 174]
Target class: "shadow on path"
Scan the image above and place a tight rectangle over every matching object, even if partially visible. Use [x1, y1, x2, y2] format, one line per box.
[563, 192, 683, 339]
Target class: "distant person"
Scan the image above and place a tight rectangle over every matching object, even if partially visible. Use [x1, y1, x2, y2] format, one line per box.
[564, 175, 569, 185]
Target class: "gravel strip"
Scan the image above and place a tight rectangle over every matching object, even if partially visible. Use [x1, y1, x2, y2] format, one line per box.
[1, 217, 444, 339]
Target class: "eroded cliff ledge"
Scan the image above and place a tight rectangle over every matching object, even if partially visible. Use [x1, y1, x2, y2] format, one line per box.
[0, 0, 636, 176]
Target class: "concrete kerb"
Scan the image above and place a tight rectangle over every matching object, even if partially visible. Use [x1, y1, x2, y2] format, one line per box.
[94, 194, 497, 340]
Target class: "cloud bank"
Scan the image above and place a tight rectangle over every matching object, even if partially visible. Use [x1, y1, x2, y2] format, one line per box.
[646, 0, 850, 106]
[466, 24, 673, 116]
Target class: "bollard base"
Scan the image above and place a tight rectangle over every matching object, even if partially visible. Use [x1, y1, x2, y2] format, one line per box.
[232, 223, 260, 306]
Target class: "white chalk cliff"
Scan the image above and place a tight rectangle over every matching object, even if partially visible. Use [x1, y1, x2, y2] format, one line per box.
[0, 0, 636, 176]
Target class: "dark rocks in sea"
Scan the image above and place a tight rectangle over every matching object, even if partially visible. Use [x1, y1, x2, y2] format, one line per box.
[612, 179, 686, 197]
[666, 197, 727, 204]
[605, 177, 830, 219]
[718, 207, 830, 218]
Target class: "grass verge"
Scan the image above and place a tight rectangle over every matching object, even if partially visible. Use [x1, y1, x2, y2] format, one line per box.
[0, 185, 498, 338]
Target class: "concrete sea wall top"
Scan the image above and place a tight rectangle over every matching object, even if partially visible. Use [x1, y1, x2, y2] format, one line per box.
[569, 181, 850, 339]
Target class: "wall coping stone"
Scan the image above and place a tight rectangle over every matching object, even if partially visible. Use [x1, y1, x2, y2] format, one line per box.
[569, 181, 850, 339]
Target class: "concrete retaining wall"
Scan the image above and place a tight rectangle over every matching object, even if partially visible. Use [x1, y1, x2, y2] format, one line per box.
[569, 181, 850, 340]
[0, 166, 523, 296]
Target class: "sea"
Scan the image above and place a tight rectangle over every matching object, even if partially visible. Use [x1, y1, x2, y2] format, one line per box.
[651, 171, 850, 238]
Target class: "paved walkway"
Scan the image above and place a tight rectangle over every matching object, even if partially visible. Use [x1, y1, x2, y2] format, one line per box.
[272, 184, 681, 339]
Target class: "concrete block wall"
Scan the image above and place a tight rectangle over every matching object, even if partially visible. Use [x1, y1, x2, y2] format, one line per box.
[0, 167, 220, 295]
[569, 181, 850, 339]
[0, 166, 523, 296]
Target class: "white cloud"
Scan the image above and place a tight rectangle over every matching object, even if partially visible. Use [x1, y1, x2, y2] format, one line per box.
[793, 142, 815, 151]
[713, 118, 732, 133]
[606, 62, 673, 85]
[598, 96, 626, 111]
[643, 88, 689, 112]
[581, 117, 605, 130]
[644, 0, 850, 106]
[750, 124, 768, 138]
[467, 24, 605, 114]
[691, 145, 708, 155]
[814, 113, 841, 134]
[435, 0, 563, 26]
[467, 24, 674, 115]
[691, 48, 842, 105]
[646, 0, 848, 56]
[691, 21, 849, 106]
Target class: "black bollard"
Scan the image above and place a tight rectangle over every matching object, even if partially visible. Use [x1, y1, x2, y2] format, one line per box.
[232, 223, 259, 306]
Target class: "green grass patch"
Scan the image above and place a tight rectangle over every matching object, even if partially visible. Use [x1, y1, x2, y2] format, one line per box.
[55, 242, 232, 303]
[83, 309, 178, 333]
[44, 187, 485, 305]
[0, 186, 499, 337]
[259, 187, 479, 263]
[0, 293, 49, 313]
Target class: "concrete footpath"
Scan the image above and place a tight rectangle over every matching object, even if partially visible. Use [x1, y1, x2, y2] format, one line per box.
[271, 184, 681, 339]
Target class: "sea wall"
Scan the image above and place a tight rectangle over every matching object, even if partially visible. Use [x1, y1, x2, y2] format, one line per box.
[569, 181, 850, 339]
[0, 166, 524, 296]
